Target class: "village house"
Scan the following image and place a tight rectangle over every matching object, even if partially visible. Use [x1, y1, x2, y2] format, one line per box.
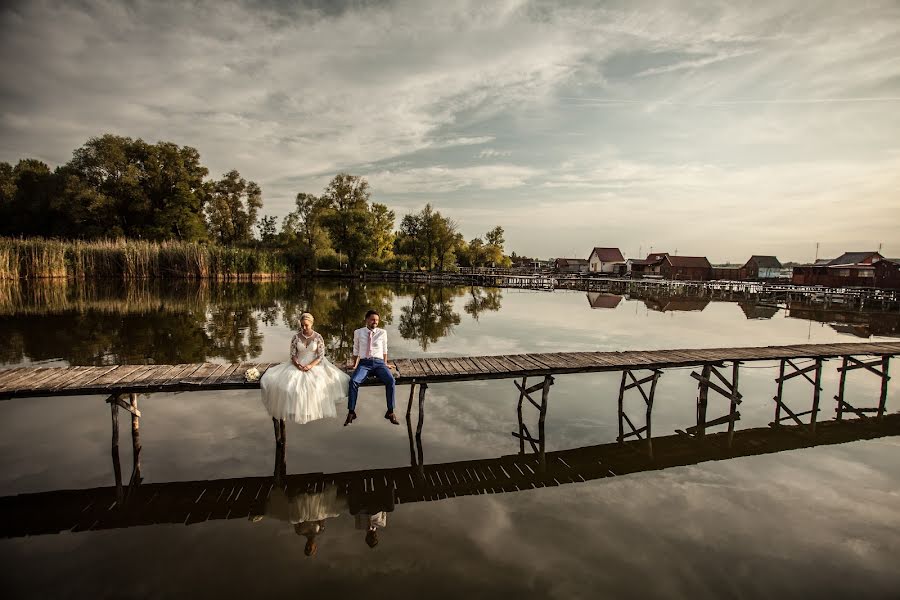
[587, 247, 625, 273]
[554, 258, 589, 274]
[745, 255, 783, 279]
[711, 255, 784, 281]
[628, 252, 669, 278]
[792, 251, 884, 287]
[660, 255, 712, 281]
[875, 259, 900, 290]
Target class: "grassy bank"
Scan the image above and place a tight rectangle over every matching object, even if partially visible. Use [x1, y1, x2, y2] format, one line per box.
[0, 238, 290, 280]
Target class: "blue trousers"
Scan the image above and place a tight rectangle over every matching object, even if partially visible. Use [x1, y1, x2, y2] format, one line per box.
[349, 358, 396, 412]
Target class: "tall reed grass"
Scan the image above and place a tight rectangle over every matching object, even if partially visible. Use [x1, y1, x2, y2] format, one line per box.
[0, 238, 290, 280]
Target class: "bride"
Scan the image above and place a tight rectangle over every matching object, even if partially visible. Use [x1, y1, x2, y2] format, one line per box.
[260, 312, 350, 423]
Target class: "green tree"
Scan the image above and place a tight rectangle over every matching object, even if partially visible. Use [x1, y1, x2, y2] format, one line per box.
[370, 202, 396, 261]
[257, 215, 278, 246]
[206, 169, 262, 245]
[319, 173, 373, 272]
[281, 192, 332, 268]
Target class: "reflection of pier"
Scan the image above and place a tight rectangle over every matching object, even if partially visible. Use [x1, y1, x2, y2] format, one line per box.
[2, 413, 898, 539]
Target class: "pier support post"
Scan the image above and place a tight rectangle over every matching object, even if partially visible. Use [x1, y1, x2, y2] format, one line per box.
[127, 393, 142, 496]
[617, 369, 662, 457]
[512, 375, 554, 462]
[108, 394, 123, 504]
[834, 355, 892, 421]
[770, 358, 825, 434]
[682, 362, 742, 447]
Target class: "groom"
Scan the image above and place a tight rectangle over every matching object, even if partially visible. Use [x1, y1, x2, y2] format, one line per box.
[345, 309, 398, 426]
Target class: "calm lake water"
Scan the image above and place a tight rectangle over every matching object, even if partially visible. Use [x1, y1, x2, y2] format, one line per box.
[1, 279, 898, 599]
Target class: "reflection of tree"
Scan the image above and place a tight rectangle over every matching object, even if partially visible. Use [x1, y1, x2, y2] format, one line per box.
[280, 282, 395, 364]
[205, 306, 264, 362]
[463, 287, 502, 321]
[398, 286, 462, 350]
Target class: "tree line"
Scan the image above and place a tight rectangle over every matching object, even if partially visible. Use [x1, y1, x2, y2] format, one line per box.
[0, 134, 510, 272]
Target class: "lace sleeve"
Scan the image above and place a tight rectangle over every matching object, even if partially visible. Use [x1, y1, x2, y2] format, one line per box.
[315, 333, 325, 360]
[290, 334, 301, 361]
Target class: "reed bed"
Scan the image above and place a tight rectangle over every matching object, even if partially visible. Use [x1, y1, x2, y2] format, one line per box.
[0, 238, 290, 280]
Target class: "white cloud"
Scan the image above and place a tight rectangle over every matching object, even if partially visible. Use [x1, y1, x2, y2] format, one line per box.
[0, 0, 898, 259]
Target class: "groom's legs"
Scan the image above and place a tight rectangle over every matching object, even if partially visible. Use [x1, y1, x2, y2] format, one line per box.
[349, 361, 372, 412]
[370, 361, 396, 412]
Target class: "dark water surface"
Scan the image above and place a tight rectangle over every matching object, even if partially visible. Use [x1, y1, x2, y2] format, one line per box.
[1, 280, 898, 599]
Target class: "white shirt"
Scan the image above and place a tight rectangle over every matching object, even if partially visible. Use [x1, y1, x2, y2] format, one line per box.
[353, 326, 388, 359]
[355, 512, 387, 530]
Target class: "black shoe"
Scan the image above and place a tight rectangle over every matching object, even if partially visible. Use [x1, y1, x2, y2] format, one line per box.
[384, 411, 399, 425]
[344, 411, 357, 426]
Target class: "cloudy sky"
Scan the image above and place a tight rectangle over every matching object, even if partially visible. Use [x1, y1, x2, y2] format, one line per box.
[1, 0, 899, 262]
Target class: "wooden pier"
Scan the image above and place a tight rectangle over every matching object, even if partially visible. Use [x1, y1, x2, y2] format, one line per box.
[1, 413, 897, 539]
[1, 341, 897, 399]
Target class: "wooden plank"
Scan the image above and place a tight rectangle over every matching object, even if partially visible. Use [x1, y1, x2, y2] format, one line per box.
[493, 355, 525, 373]
[504, 355, 543, 372]
[135, 364, 189, 388]
[124, 365, 173, 388]
[162, 364, 204, 385]
[458, 357, 483, 375]
[90, 365, 145, 388]
[61, 365, 119, 390]
[27, 368, 80, 391]
[200, 364, 232, 386]
[50, 366, 120, 391]
[481, 355, 513, 373]
[427, 358, 452, 377]
[0, 367, 29, 387]
[3, 367, 58, 390]
[466, 356, 495, 375]
[180, 363, 221, 385]
[112, 365, 159, 387]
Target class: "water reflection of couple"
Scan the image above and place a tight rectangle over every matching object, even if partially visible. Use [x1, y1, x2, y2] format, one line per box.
[255, 484, 389, 556]
[260, 309, 399, 426]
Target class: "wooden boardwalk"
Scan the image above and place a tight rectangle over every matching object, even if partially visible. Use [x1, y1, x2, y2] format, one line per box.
[2, 414, 897, 539]
[1, 341, 898, 400]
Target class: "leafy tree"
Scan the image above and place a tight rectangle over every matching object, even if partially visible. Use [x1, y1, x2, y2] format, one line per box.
[319, 173, 375, 272]
[206, 169, 262, 245]
[257, 215, 279, 246]
[0, 159, 60, 237]
[281, 192, 332, 268]
[370, 202, 396, 261]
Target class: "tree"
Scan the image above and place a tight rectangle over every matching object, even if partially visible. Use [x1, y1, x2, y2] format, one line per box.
[319, 173, 374, 272]
[396, 212, 425, 269]
[56, 135, 210, 240]
[0, 159, 60, 237]
[206, 169, 262, 245]
[370, 202, 396, 261]
[466, 237, 486, 267]
[257, 215, 278, 246]
[282, 192, 332, 268]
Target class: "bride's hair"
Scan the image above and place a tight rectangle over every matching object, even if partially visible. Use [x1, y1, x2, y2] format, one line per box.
[299, 312, 315, 327]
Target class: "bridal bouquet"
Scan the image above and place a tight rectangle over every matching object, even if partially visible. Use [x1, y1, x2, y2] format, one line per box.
[244, 367, 261, 382]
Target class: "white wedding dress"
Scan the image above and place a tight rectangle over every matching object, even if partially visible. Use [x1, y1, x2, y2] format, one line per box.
[260, 331, 350, 423]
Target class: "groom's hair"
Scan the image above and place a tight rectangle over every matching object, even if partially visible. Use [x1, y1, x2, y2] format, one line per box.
[365, 310, 379, 319]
